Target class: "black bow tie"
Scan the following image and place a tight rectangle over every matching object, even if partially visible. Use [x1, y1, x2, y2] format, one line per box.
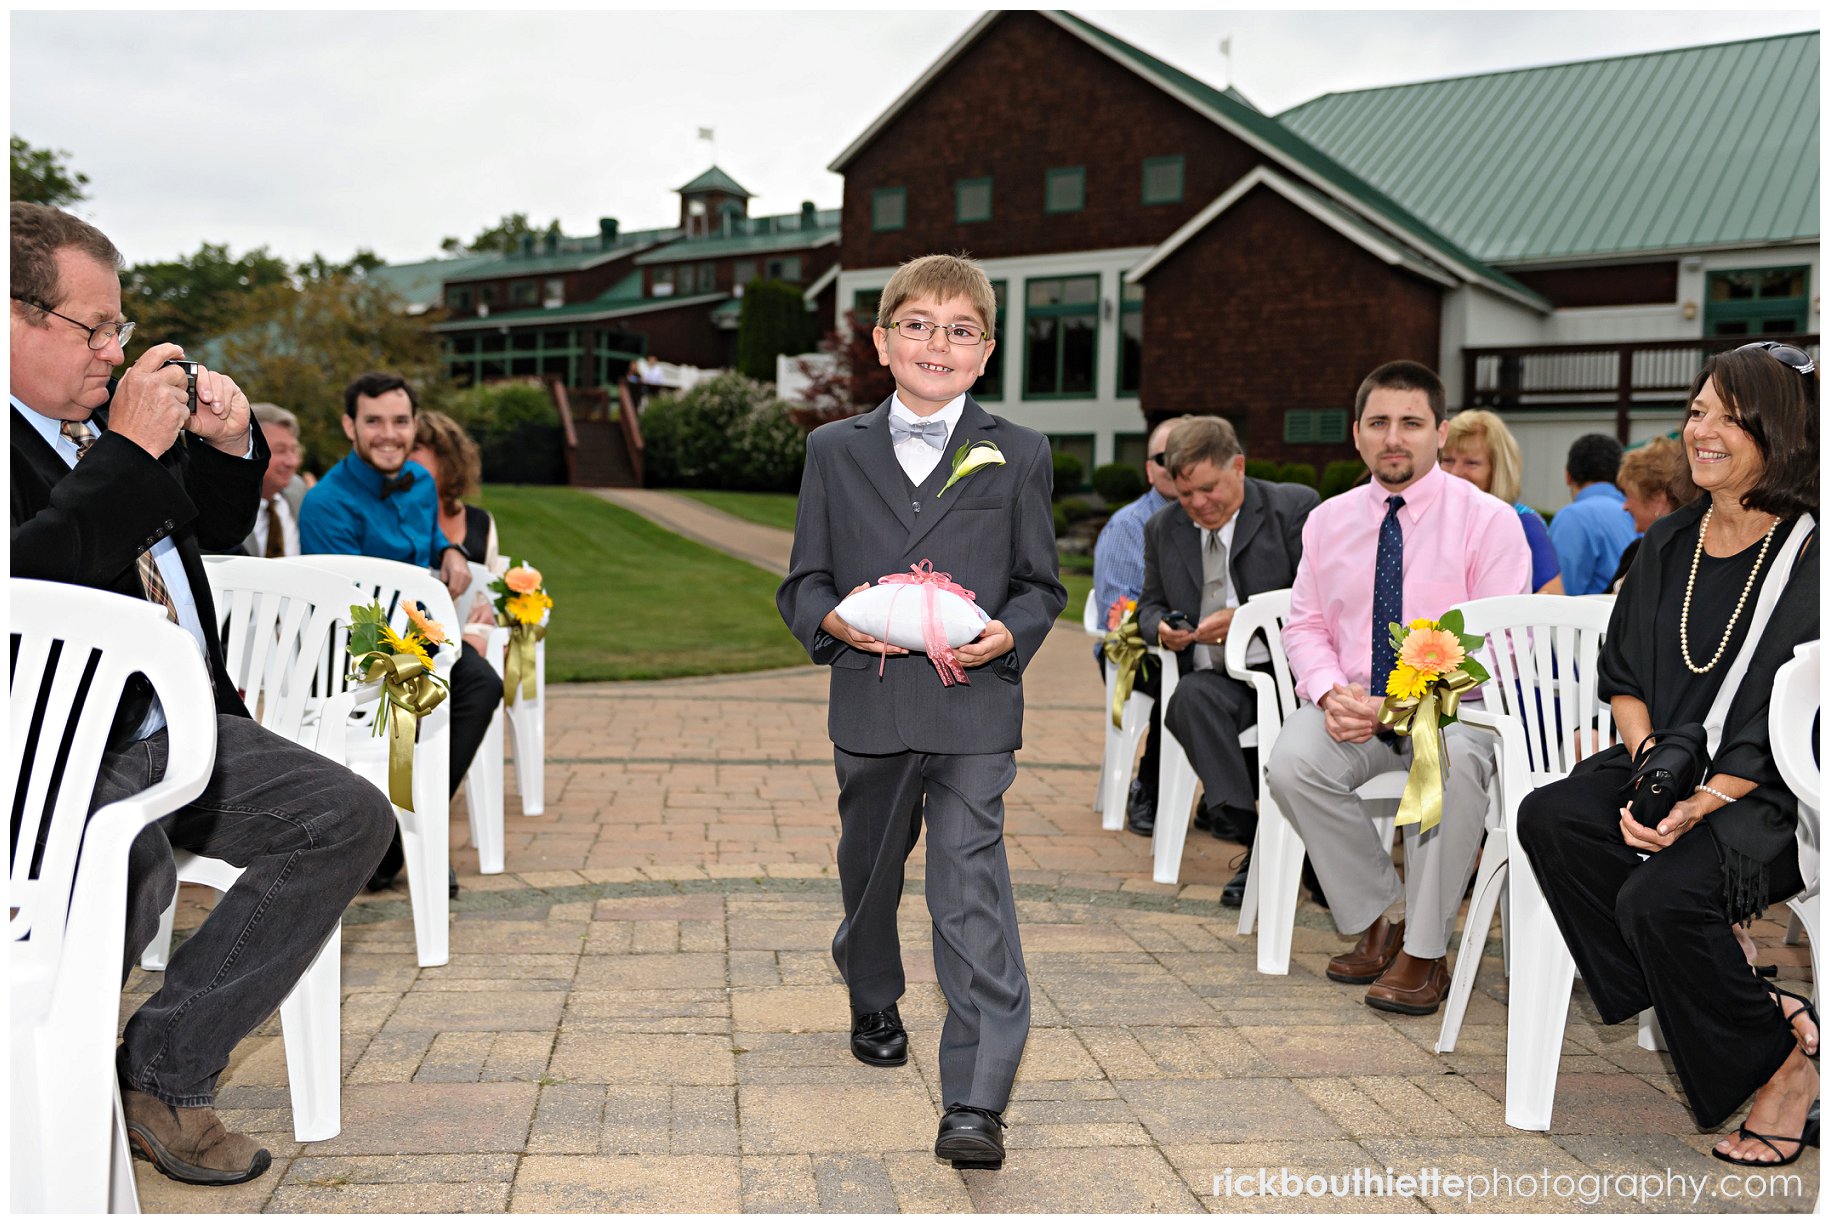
[380, 471, 416, 499]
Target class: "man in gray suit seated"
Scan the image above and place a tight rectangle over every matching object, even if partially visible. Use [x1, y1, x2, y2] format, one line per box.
[1137, 417, 1318, 906]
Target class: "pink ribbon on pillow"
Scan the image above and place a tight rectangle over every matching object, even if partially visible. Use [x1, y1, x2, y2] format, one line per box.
[877, 559, 976, 686]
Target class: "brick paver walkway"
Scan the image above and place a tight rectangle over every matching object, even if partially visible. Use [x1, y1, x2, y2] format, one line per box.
[128, 500, 1817, 1213]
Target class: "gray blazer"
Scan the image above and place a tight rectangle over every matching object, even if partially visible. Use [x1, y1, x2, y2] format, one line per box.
[777, 396, 1067, 755]
[1138, 477, 1319, 670]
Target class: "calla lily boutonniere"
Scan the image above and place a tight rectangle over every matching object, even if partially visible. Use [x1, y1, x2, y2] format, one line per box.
[937, 439, 1006, 497]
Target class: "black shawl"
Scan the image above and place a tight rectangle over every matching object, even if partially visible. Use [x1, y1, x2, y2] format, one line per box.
[1597, 498, 1818, 921]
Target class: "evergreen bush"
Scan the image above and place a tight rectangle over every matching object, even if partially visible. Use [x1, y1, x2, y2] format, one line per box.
[1052, 452, 1085, 493]
[1091, 462, 1145, 504]
[642, 372, 805, 492]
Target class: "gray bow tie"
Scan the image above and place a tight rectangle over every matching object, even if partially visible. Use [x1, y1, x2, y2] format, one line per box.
[889, 416, 949, 451]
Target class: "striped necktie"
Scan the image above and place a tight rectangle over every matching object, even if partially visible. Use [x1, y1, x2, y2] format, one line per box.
[61, 418, 180, 624]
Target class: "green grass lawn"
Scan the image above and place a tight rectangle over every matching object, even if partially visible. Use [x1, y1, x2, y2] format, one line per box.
[475, 485, 807, 682]
[477, 485, 1097, 679]
[669, 489, 800, 532]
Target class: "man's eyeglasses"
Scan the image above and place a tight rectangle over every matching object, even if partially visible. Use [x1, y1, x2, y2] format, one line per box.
[888, 318, 988, 346]
[1737, 340, 1816, 376]
[10, 297, 136, 351]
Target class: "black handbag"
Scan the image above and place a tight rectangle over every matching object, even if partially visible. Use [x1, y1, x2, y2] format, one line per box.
[1618, 722, 1710, 829]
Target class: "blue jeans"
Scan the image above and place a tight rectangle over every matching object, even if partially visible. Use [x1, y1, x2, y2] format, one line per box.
[106, 714, 395, 1107]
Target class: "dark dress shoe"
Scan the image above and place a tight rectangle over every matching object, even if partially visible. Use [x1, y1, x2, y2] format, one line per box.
[1220, 852, 1251, 908]
[850, 1004, 907, 1067]
[1192, 805, 1215, 833]
[1326, 916, 1405, 984]
[1201, 803, 1242, 842]
[1364, 951, 1451, 1015]
[935, 1104, 1006, 1169]
[1124, 781, 1157, 836]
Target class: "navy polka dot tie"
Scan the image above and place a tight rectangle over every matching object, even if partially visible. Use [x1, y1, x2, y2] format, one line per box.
[1370, 495, 1405, 697]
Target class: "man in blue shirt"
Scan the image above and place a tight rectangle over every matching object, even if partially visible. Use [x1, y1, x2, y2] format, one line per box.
[1091, 417, 1183, 836]
[1547, 433, 1638, 596]
[300, 373, 503, 891]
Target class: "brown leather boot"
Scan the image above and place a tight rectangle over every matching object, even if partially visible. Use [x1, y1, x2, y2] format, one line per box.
[1325, 916, 1405, 984]
[1364, 951, 1451, 1015]
[122, 1086, 272, 1186]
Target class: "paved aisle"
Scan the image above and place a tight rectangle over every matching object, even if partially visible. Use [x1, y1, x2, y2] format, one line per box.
[128, 497, 1816, 1212]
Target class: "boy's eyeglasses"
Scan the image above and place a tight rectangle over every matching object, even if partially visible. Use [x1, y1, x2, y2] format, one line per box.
[10, 296, 137, 350]
[888, 318, 988, 346]
[1737, 340, 1815, 376]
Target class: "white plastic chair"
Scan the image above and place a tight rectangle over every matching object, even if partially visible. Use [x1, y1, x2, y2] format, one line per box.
[463, 560, 548, 867]
[1082, 590, 1153, 831]
[1432, 594, 1614, 1055]
[1204, 590, 1402, 967]
[1148, 647, 1262, 885]
[295, 554, 471, 968]
[10, 581, 219, 1213]
[1769, 640, 1821, 1013]
[140, 557, 369, 1142]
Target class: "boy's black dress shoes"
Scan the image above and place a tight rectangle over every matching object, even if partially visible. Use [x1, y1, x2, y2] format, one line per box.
[935, 1104, 1006, 1169]
[850, 1004, 907, 1066]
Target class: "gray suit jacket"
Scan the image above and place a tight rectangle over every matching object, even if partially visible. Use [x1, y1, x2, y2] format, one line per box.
[1138, 477, 1319, 671]
[777, 396, 1067, 755]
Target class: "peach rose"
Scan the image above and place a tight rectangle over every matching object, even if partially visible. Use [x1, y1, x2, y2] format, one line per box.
[504, 565, 543, 594]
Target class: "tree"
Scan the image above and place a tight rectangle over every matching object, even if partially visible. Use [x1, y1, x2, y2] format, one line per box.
[220, 274, 446, 475]
[788, 313, 895, 428]
[295, 249, 384, 283]
[735, 279, 817, 381]
[11, 135, 88, 207]
[121, 243, 295, 356]
[439, 212, 558, 256]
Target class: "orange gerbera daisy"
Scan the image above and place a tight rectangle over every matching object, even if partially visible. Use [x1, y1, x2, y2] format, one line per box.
[402, 601, 447, 646]
[1398, 627, 1465, 678]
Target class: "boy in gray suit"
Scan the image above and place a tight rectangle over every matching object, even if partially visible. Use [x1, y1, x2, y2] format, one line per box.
[778, 254, 1066, 1169]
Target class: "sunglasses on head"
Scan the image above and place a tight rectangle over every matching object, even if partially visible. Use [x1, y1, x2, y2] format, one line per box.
[1149, 451, 1168, 467]
[1736, 340, 1816, 376]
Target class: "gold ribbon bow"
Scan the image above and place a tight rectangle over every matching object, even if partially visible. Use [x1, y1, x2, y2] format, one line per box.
[356, 651, 449, 812]
[1100, 621, 1151, 729]
[503, 623, 546, 707]
[1377, 667, 1479, 835]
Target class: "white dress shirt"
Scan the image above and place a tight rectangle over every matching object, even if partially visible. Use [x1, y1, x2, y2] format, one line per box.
[888, 392, 966, 484]
[251, 492, 300, 557]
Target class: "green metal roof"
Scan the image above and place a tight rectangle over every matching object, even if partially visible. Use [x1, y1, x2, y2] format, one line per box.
[366, 255, 497, 309]
[678, 166, 752, 197]
[444, 226, 681, 282]
[1279, 32, 1820, 264]
[635, 211, 841, 265]
[431, 291, 730, 332]
[1046, 11, 1543, 304]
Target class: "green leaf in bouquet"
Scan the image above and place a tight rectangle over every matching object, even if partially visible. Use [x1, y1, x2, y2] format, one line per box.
[1461, 659, 1491, 685]
[1457, 633, 1484, 654]
[1439, 608, 1465, 635]
[1388, 623, 1407, 650]
[347, 602, 386, 658]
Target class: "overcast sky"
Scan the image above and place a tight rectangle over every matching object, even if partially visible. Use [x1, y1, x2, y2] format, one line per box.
[11, 6, 1819, 268]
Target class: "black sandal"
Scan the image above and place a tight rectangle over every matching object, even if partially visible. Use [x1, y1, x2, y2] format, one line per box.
[1765, 982, 1820, 1055]
[1712, 1104, 1820, 1168]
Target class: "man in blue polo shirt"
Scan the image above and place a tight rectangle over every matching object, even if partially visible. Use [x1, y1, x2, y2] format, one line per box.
[1547, 433, 1637, 596]
[300, 372, 502, 891]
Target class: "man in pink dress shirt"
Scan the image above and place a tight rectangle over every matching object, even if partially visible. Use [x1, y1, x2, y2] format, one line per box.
[1265, 362, 1529, 1015]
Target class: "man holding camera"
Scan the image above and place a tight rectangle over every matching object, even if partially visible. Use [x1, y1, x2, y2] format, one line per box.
[1136, 417, 1317, 905]
[10, 202, 395, 1187]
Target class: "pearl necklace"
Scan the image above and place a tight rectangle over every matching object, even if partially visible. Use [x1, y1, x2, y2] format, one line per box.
[1679, 506, 1780, 675]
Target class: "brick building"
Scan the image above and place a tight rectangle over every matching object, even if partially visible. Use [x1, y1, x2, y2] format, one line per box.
[829, 12, 1818, 505]
[420, 167, 839, 390]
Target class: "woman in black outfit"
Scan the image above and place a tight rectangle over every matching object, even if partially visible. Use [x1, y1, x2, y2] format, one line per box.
[1516, 342, 1819, 1166]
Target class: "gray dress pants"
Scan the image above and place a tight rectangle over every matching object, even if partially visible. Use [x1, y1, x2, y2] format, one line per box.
[1264, 705, 1494, 960]
[832, 748, 1029, 1113]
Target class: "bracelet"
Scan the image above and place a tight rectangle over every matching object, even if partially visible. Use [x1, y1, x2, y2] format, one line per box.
[1695, 784, 1736, 805]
